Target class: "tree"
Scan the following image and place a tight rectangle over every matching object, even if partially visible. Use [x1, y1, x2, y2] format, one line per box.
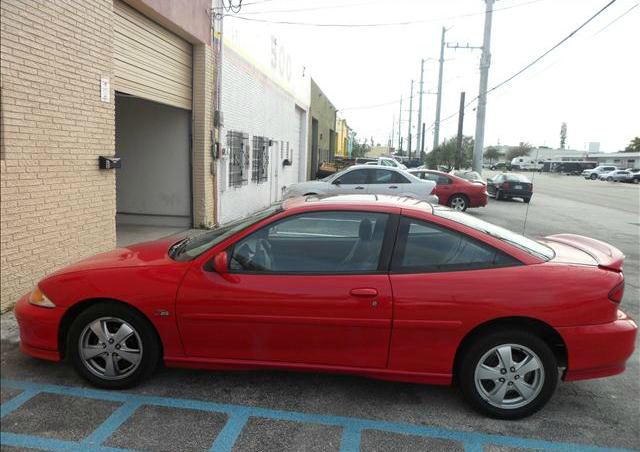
[624, 137, 640, 152]
[425, 135, 474, 171]
[484, 146, 501, 164]
[560, 122, 567, 149]
[350, 133, 370, 158]
[506, 142, 533, 161]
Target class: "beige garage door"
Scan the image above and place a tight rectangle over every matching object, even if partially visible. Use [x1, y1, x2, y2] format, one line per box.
[113, 0, 192, 110]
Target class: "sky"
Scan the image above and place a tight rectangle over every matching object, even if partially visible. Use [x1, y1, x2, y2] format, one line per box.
[223, 0, 639, 153]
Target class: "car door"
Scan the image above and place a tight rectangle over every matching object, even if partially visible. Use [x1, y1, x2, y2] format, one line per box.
[368, 169, 411, 195]
[331, 168, 370, 194]
[175, 209, 397, 368]
[386, 215, 523, 376]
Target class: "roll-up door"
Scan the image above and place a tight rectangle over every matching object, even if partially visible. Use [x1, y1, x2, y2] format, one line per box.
[113, 0, 192, 110]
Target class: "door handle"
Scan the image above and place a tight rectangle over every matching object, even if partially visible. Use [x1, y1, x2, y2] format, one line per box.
[389, 185, 398, 189]
[355, 186, 365, 190]
[350, 288, 378, 297]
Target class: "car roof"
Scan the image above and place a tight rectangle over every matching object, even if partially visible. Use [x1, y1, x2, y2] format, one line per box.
[283, 194, 435, 213]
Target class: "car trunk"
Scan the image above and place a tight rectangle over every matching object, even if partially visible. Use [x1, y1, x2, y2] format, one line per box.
[541, 234, 624, 272]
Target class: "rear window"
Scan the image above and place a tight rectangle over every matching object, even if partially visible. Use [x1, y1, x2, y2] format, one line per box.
[434, 210, 555, 261]
[504, 174, 530, 182]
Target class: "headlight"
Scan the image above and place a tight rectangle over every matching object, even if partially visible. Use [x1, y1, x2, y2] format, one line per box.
[29, 287, 56, 308]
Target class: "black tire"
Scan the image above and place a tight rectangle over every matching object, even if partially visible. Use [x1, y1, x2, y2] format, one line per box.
[448, 194, 469, 212]
[524, 197, 531, 204]
[590, 174, 597, 180]
[496, 190, 503, 201]
[67, 302, 160, 389]
[458, 330, 558, 419]
[607, 177, 613, 182]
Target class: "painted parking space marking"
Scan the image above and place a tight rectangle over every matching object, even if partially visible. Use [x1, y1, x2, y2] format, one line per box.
[0, 378, 633, 452]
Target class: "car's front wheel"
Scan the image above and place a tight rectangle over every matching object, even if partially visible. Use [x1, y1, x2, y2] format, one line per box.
[458, 330, 558, 419]
[590, 174, 598, 180]
[67, 302, 160, 389]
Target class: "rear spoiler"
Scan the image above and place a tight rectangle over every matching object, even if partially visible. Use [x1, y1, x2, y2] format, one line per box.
[545, 234, 624, 272]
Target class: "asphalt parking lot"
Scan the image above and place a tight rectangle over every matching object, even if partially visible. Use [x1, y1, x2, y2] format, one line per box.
[1, 172, 639, 451]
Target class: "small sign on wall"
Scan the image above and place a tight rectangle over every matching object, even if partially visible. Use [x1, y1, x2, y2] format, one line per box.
[100, 77, 110, 103]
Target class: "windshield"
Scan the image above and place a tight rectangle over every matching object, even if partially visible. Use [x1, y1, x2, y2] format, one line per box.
[435, 209, 555, 261]
[171, 205, 282, 261]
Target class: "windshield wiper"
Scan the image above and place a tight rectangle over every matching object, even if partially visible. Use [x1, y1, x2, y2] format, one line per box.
[169, 237, 192, 258]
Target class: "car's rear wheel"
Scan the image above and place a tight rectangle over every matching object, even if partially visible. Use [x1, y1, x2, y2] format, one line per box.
[607, 176, 613, 182]
[524, 196, 531, 203]
[458, 330, 558, 419]
[68, 302, 160, 389]
[448, 195, 468, 212]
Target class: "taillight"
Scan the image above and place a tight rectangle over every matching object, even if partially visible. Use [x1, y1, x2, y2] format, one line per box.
[608, 281, 625, 304]
[501, 182, 510, 189]
[529, 183, 533, 192]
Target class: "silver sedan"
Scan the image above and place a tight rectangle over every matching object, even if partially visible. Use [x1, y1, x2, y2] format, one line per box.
[284, 165, 439, 204]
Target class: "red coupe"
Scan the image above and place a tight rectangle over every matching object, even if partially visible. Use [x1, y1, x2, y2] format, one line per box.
[16, 195, 636, 419]
[409, 169, 488, 211]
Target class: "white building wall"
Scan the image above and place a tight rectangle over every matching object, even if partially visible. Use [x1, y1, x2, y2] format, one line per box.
[217, 44, 308, 224]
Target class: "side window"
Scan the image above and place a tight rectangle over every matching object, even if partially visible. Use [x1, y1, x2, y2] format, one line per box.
[335, 169, 368, 185]
[370, 169, 394, 184]
[392, 217, 520, 273]
[436, 175, 452, 185]
[420, 172, 438, 183]
[390, 171, 410, 183]
[230, 211, 389, 273]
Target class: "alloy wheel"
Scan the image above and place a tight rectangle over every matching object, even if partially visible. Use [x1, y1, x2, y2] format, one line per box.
[474, 343, 545, 410]
[78, 317, 143, 380]
[450, 196, 467, 211]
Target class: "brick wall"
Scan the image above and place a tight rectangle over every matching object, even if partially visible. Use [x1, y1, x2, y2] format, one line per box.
[0, 0, 116, 311]
[192, 43, 216, 228]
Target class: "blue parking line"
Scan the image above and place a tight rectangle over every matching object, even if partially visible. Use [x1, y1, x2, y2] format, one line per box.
[0, 387, 38, 418]
[0, 431, 131, 452]
[82, 400, 142, 447]
[0, 378, 634, 452]
[209, 411, 250, 452]
[340, 426, 362, 452]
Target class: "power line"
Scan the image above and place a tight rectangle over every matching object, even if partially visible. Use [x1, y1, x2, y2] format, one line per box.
[224, 0, 549, 27]
[485, 0, 618, 96]
[426, 0, 621, 133]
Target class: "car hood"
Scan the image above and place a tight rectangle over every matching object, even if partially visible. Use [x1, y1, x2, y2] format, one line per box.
[286, 180, 330, 194]
[48, 236, 183, 277]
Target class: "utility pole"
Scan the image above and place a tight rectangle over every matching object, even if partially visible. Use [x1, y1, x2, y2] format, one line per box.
[473, 0, 495, 173]
[456, 91, 466, 169]
[416, 59, 425, 154]
[398, 96, 403, 152]
[433, 27, 446, 151]
[421, 122, 426, 154]
[407, 80, 414, 159]
[391, 115, 395, 151]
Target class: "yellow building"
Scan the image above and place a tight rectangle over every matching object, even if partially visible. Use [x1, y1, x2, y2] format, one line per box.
[335, 117, 352, 157]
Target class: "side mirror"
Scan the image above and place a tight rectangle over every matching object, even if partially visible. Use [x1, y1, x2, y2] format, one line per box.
[333, 178, 341, 185]
[213, 251, 228, 274]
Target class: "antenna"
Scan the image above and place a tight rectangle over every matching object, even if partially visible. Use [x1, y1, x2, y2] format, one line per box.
[521, 147, 540, 235]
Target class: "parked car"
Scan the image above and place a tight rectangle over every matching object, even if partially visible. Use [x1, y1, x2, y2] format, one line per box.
[625, 168, 640, 184]
[15, 195, 637, 419]
[450, 170, 485, 185]
[486, 173, 533, 203]
[490, 162, 510, 171]
[409, 169, 487, 212]
[598, 169, 633, 182]
[284, 165, 438, 204]
[582, 165, 618, 180]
